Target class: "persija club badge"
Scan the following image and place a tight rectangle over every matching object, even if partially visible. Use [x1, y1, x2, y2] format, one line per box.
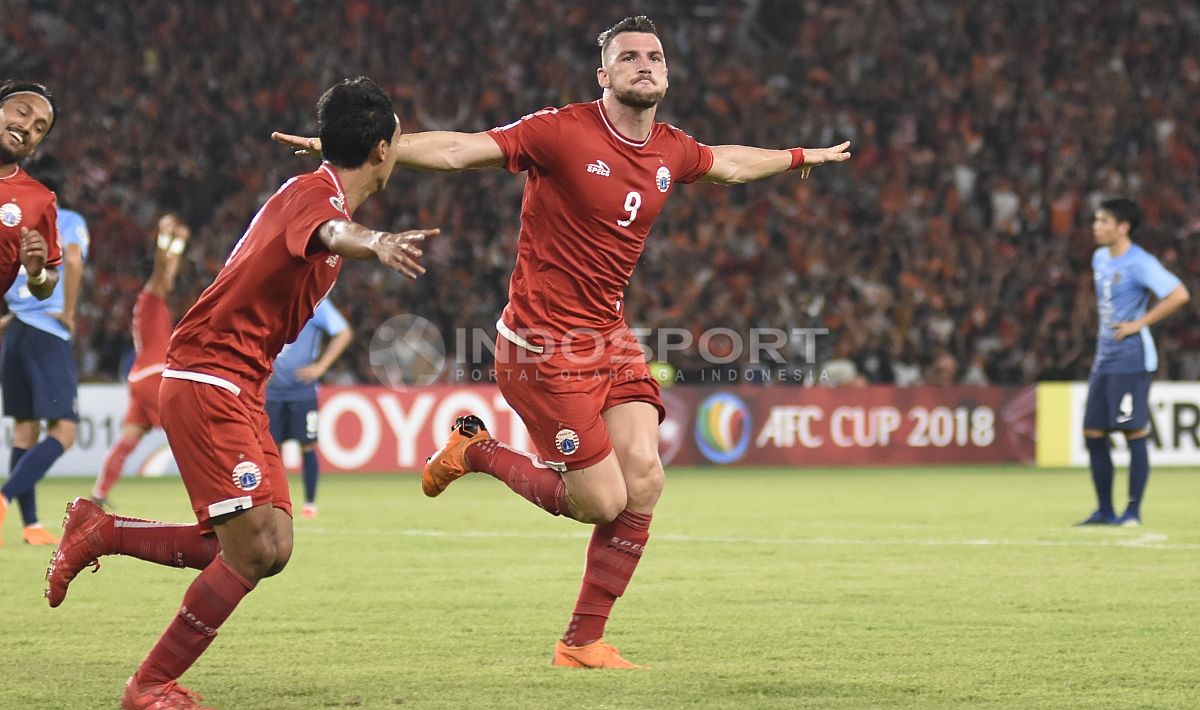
[555, 428, 581, 456]
[232, 461, 262, 491]
[0, 202, 22, 227]
[655, 166, 671, 193]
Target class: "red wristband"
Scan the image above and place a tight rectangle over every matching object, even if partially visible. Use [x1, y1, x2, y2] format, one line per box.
[788, 148, 806, 170]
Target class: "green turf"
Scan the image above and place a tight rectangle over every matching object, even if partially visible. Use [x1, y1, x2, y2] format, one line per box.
[2, 467, 1199, 709]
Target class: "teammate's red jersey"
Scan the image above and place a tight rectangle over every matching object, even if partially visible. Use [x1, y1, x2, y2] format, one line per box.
[487, 100, 712, 347]
[127, 291, 172, 383]
[0, 166, 63, 293]
[165, 164, 348, 401]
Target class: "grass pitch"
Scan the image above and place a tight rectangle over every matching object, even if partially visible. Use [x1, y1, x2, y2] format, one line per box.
[2, 467, 1199, 709]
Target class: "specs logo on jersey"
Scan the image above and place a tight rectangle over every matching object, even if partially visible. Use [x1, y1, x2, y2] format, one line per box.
[0, 202, 22, 227]
[231, 461, 262, 491]
[656, 166, 671, 193]
[586, 159, 611, 177]
[555, 428, 581, 455]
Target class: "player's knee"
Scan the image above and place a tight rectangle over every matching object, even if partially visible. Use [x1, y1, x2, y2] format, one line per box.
[47, 421, 77, 450]
[622, 450, 665, 508]
[264, 546, 292, 577]
[572, 490, 628, 525]
[229, 534, 279, 580]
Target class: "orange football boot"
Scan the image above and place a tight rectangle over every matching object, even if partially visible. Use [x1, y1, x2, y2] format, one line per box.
[23, 524, 60, 546]
[553, 639, 645, 669]
[421, 415, 491, 497]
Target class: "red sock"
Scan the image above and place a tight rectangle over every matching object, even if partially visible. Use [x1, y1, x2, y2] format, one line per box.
[563, 509, 652, 647]
[113, 516, 220, 569]
[136, 555, 255, 684]
[466, 439, 568, 516]
[94, 435, 139, 499]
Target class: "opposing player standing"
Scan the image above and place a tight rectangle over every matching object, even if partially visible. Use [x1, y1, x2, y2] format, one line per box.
[0, 81, 65, 546]
[91, 213, 190, 508]
[276, 16, 850, 668]
[1076, 198, 1189, 527]
[265, 298, 352, 518]
[46, 77, 436, 709]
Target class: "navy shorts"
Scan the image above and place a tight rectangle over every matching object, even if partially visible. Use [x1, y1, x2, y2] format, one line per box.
[265, 397, 319, 445]
[1083, 371, 1153, 432]
[2, 318, 80, 422]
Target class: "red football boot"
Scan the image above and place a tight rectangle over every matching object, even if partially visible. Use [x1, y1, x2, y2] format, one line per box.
[45, 497, 114, 608]
[121, 676, 212, 709]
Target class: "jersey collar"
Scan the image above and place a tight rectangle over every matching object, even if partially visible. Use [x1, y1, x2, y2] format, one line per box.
[595, 100, 652, 148]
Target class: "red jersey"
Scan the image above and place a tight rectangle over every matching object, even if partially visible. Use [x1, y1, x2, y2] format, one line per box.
[127, 290, 172, 383]
[0, 166, 63, 293]
[165, 164, 348, 402]
[487, 100, 712, 347]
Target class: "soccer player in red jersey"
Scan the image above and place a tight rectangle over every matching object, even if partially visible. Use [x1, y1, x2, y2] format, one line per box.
[47, 77, 437, 709]
[276, 16, 850, 669]
[90, 213, 190, 509]
[0, 80, 62, 299]
[0, 80, 65, 545]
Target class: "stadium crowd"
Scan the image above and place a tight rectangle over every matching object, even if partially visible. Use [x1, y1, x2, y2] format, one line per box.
[3, 0, 1197, 386]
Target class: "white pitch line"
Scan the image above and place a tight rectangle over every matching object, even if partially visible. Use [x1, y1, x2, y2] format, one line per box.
[295, 527, 1200, 551]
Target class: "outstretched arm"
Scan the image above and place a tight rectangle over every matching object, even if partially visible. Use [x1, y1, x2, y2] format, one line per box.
[700, 141, 851, 185]
[315, 219, 439, 279]
[271, 131, 504, 171]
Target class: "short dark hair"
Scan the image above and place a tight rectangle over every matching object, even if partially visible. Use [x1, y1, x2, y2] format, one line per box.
[597, 16, 659, 59]
[317, 77, 397, 169]
[0, 80, 58, 135]
[25, 153, 65, 196]
[1099, 197, 1142, 237]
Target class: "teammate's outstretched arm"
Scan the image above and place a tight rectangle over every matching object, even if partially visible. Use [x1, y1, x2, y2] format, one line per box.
[315, 219, 438, 279]
[271, 131, 504, 171]
[701, 141, 852, 185]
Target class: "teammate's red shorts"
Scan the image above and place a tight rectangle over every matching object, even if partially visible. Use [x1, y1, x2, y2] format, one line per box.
[494, 325, 664, 471]
[159, 376, 290, 530]
[123, 372, 162, 429]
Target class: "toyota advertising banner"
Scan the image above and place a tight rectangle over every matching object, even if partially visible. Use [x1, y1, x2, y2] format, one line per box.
[4, 384, 1045, 476]
[314, 384, 1038, 471]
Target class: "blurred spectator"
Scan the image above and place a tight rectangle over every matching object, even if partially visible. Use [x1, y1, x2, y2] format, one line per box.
[4, 0, 1197, 385]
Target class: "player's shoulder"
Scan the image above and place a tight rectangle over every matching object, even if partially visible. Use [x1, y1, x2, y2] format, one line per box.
[278, 166, 347, 213]
[9, 168, 55, 201]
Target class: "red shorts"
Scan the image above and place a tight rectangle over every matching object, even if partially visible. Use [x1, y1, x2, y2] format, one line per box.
[159, 376, 290, 530]
[124, 372, 163, 429]
[494, 327, 664, 471]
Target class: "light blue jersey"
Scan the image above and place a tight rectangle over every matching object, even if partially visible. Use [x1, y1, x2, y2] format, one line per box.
[1092, 243, 1181, 374]
[266, 300, 349, 402]
[4, 207, 90, 341]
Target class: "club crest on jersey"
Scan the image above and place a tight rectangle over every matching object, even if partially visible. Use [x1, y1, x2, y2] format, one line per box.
[0, 202, 21, 227]
[554, 428, 581, 456]
[586, 159, 611, 177]
[231, 461, 262, 491]
[655, 166, 671, 193]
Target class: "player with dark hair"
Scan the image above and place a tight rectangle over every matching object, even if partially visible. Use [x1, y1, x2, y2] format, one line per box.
[265, 298, 352, 518]
[0, 153, 87, 546]
[1076, 197, 1189, 527]
[0, 82, 66, 545]
[46, 76, 437, 709]
[275, 16, 850, 668]
[90, 213, 190, 509]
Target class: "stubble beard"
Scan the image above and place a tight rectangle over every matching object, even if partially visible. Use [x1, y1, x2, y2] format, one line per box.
[613, 83, 665, 110]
